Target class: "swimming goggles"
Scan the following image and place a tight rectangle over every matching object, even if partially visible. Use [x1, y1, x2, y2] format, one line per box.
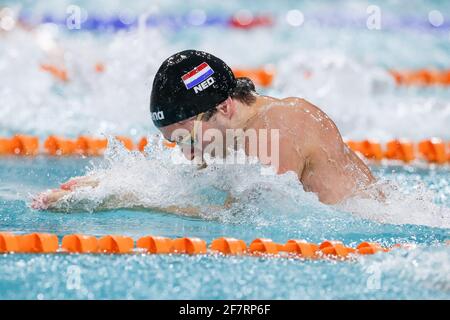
[169, 112, 205, 147]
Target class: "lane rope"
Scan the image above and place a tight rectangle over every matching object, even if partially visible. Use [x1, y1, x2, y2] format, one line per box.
[1, 232, 425, 259]
[14, 11, 450, 33]
[0, 135, 448, 164]
[38, 63, 450, 88]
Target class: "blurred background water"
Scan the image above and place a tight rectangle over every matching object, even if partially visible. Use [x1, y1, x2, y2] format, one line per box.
[1, 0, 450, 139]
[0, 0, 449, 299]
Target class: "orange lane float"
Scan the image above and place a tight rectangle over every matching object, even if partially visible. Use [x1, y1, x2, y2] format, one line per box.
[249, 238, 281, 255]
[40, 63, 105, 81]
[40, 64, 69, 82]
[62, 234, 99, 253]
[384, 139, 415, 162]
[44, 136, 77, 156]
[346, 140, 383, 161]
[233, 67, 275, 87]
[0, 138, 14, 155]
[345, 138, 450, 164]
[98, 235, 134, 254]
[43, 136, 133, 156]
[418, 138, 447, 164]
[137, 236, 174, 254]
[18, 233, 59, 253]
[13, 135, 40, 156]
[389, 69, 450, 86]
[115, 136, 134, 151]
[138, 137, 148, 151]
[282, 240, 319, 258]
[75, 136, 108, 156]
[0, 232, 20, 253]
[356, 242, 387, 255]
[0, 135, 39, 156]
[319, 240, 356, 258]
[210, 237, 247, 255]
[172, 237, 207, 254]
[3, 232, 443, 260]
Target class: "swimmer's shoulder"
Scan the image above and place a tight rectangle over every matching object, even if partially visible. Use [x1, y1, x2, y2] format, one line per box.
[282, 97, 323, 113]
[261, 96, 318, 113]
[261, 96, 322, 124]
[280, 97, 334, 125]
[281, 97, 344, 145]
[261, 96, 338, 147]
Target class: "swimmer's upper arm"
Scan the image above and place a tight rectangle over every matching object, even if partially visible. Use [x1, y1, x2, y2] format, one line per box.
[301, 100, 372, 174]
[261, 101, 308, 176]
[292, 99, 374, 203]
[301, 100, 346, 151]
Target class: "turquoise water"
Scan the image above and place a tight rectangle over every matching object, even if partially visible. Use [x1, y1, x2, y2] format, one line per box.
[0, 157, 449, 299]
[1, 0, 450, 139]
[0, 0, 450, 299]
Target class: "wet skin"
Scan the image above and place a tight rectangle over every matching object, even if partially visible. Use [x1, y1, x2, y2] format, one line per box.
[32, 96, 375, 210]
[160, 96, 375, 204]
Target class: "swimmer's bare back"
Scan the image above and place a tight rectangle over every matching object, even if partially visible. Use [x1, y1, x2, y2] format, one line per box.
[252, 96, 375, 204]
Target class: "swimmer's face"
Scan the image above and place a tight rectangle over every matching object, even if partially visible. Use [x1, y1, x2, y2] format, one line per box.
[159, 114, 212, 160]
[159, 98, 237, 160]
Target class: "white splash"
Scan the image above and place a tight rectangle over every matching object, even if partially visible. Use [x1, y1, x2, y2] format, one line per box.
[0, 25, 170, 137]
[273, 51, 450, 141]
[337, 179, 450, 228]
[51, 138, 450, 230]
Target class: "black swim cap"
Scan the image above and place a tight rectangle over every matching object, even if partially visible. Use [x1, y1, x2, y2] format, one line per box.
[150, 50, 236, 127]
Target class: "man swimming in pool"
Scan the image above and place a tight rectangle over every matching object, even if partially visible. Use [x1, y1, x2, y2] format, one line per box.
[32, 50, 375, 211]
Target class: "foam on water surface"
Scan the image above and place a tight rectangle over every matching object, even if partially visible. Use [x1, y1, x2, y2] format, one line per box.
[46, 139, 450, 235]
[0, 0, 449, 299]
[1, 1, 450, 139]
[0, 120, 449, 300]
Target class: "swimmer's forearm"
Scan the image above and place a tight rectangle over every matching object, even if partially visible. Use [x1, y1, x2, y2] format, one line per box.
[154, 205, 202, 217]
[42, 200, 203, 217]
[60, 176, 99, 190]
[146, 193, 235, 217]
[36, 181, 235, 216]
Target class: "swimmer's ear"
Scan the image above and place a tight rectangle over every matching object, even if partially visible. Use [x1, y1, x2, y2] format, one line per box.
[216, 97, 235, 119]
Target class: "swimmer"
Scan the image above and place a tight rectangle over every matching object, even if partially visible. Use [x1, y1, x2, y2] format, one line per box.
[32, 50, 375, 212]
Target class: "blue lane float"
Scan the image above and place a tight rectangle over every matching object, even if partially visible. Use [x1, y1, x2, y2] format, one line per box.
[14, 11, 450, 33]
[18, 12, 271, 32]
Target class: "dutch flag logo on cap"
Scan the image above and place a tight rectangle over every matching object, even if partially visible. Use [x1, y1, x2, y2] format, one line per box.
[181, 62, 214, 90]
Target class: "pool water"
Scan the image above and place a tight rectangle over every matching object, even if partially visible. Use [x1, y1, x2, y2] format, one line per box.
[0, 156, 449, 299]
[0, 0, 449, 299]
[1, 0, 450, 140]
